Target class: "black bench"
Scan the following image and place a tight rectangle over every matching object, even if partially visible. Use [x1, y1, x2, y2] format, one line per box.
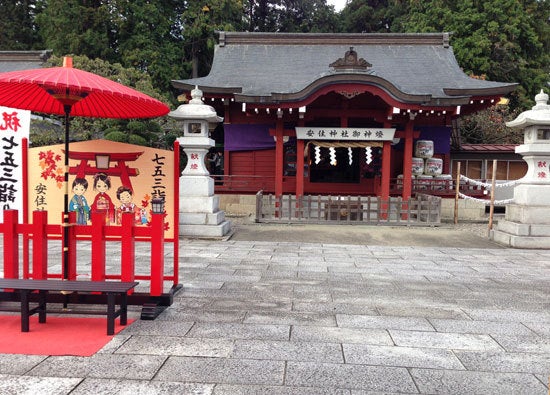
[0, 279, 139, 335]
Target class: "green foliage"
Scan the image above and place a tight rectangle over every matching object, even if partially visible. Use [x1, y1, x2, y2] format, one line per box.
[36, 0, 115, 60]
[114, 0, 187, 92]
[339, 0, 395, 33]
[181, 0, 245, 77]
[398, 0, 548, 110]
[29, 118, 63, 147]
[128, 134, 148, 146]
[104, 131, 128, 143]
[0, 1, 44, 49]
[459, 104, 523, 145]
[388, 0, 549, 142]
[244, 0, 338, 32]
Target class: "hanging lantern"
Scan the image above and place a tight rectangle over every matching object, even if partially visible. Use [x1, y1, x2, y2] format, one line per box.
[151, 197, 165, 214]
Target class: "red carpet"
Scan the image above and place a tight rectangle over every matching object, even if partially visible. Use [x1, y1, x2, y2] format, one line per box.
[0, 315, 133, 356]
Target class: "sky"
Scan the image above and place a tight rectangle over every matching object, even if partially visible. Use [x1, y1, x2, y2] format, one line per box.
[327, 0, 347, 12]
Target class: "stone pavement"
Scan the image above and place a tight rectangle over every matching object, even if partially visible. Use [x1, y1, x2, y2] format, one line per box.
[1, 224, 550, 394]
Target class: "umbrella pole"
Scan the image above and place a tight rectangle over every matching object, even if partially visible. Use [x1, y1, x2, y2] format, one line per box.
[63, 105, 71, 280]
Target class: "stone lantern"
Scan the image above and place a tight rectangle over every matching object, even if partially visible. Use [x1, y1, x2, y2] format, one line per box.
[492, 90, 550, 248]
[169, 86, 231, 237]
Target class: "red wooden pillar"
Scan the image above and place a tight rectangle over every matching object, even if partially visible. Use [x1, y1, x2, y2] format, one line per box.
[91, 212, 106, 282]
[63, 211, 77, 280]
[173, 140, 180, 288]
[379, 141, 392, 220]
[32, 210, 48, 280]
[22, 138, 30, 278]
[380, 141, 392, 199]
[402, 120, 414, 200]
[121, 212, 136, 293]
[296, 139, 305, 198]
[295, 139, 305, 219]
[150, 212, 165, 296]
[275, 119, 284, 197]
[3, 210, 19, 279]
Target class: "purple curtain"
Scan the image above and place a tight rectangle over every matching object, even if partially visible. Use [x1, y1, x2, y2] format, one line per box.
[224, 124, 451, 154]
[224, 124, 276, 151]
[392, 126, 451, 153]
[417, 126, 451, 154]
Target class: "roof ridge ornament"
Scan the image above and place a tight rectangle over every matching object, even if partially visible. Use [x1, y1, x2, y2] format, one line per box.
[329, 47, 372, 72]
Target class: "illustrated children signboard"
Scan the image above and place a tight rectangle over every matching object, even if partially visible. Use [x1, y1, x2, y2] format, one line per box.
[0, 106, 31, 222]
[28, 139, 175, 239]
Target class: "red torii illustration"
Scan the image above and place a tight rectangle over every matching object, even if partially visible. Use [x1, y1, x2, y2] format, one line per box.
[67, 150, 143, 191]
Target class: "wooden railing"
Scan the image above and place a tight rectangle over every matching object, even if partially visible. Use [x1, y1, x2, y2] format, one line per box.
[256, 192, 441, 225]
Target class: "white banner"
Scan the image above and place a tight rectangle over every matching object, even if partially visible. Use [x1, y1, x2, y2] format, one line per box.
[296, 127, 396, 141]
[0, 106, 31, 222]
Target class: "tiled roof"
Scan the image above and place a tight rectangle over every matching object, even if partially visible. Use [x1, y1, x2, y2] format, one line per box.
[0, 50, 51, 73]
[457, 144, 518, 152]
[172, 32, 517, 106]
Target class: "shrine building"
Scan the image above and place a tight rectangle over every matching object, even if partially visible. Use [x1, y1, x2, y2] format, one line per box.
[172, 32, 517, 200]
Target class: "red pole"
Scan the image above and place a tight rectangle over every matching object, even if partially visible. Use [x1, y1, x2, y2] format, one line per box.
[402, 120, 414, 200]
[150, 212, 165, 296]
[296, 139, 305, 198]
[3, 210, 19, 279]
[32, 210, 48, 280]
[91, 212, 106, 282]
[63, 211, 77, 280]
[22, 137, 29, 278]
[173, 140, 180, 287]
[121, 212, 135, 293]
[275, 120, 284, 197]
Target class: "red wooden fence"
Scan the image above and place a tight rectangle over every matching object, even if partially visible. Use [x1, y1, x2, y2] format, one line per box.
[0, 209, 179, 299]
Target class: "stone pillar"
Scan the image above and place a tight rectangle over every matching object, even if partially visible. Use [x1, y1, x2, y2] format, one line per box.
[169, 86, 231, 237]
[492, 90, 550, 248]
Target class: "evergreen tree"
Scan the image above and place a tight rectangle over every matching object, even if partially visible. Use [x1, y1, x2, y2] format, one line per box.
[276, 0, 339, 33]
[245, 0, 338, 32]
[398, 0, 549, 109]
[35, 0, 115, 60]
[339, 0, 398, 33]
[114, 0, 186, 92]
[0, 0, 44, 49]
[181, 0, 245, 78]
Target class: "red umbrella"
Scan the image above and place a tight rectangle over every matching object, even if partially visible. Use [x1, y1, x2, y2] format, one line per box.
[0, 56, 170, 279]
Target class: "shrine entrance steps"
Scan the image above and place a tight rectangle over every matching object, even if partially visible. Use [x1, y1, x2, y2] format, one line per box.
[256, 192, 441, 225]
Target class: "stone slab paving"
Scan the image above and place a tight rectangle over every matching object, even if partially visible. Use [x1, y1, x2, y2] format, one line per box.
[0, 233, 550, 394]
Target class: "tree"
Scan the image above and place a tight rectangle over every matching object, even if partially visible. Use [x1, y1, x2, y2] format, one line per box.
[35, 0, 188, 94]
[0, 0, 44, 49]
[244, 0, 338, 32]
[113, 0, 187, 92]
[276, 0, 339, 33]
[181, 0, 245, 78]
[398, 0, 549, 110]
[459, 104, 523, 145]
[338, 0, 397, 33]
[35, 0, 115, 60]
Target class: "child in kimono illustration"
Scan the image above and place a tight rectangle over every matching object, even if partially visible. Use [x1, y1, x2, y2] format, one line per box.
[91, 172, 115, 224]
[116, 185, 141, 225]
[69, 177, 90, 224]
